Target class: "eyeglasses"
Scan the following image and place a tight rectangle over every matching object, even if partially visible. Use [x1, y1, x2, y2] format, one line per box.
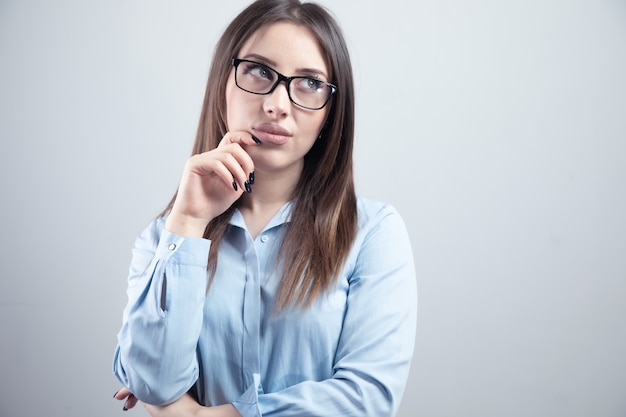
[232, 58, 336, 110]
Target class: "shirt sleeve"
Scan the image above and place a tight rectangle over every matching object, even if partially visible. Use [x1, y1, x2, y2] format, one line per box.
[233, 205, 417, 417]
[112, 218, 212, 405]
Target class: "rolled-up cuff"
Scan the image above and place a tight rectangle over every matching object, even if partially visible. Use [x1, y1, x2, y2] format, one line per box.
[232, 373, 262, 417]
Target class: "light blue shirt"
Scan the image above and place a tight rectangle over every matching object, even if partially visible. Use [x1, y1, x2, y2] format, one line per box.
[113, 197, 417, 417]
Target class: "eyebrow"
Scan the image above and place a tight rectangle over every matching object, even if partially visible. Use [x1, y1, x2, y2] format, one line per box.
[241, 53, 329, 79]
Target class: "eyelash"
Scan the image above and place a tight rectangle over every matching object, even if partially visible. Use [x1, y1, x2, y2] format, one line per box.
[244, 62, 324, 83]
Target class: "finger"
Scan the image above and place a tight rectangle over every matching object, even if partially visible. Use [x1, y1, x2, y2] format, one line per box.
[124, 394, 138, 410]
[113, 387, 139, 411]
[211, 157, 248, 193]
[186, 152, 244, 193]
[216, 151, 254, 191]
[217, 130, 262, 148]
[113, 387, 131, 400]
[190, 148, 254, 192]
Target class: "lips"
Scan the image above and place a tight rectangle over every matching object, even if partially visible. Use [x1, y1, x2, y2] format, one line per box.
[252, 123, 292, 145]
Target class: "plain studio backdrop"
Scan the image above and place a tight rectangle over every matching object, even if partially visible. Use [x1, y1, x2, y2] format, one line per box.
[1, 0, 625, 416]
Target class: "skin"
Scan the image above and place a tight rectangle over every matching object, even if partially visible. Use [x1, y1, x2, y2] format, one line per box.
[115, 22, 330, 417]
[166, 21, 329, 240]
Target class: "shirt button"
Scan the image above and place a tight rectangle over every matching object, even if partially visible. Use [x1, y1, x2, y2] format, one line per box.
[260, 235, 269, 243]
[168, 243, 177, 250]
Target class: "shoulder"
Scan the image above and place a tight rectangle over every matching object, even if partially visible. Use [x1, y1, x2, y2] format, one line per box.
[354, 196, 410, 243]
[356, 196, 404, 229]
[345, 197, 415, 281]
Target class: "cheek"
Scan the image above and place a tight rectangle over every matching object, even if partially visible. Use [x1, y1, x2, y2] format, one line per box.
[225, 76, 251, 130]
[301, 109, 328, 138]
[224, 81, 237, 130]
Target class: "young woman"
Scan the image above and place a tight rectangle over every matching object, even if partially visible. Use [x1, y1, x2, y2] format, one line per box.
[112, 1, 417, 416]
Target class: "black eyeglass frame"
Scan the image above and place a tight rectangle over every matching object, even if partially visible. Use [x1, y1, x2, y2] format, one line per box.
[231, 58, 337, 110]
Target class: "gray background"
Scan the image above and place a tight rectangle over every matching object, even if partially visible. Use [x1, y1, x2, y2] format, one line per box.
[1, 0, 625, 416]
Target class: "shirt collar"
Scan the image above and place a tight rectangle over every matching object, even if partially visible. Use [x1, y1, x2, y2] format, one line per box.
[229, 200, 294, 233]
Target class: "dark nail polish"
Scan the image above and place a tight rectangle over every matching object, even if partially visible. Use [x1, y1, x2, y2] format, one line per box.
[123, 406, 128, 411]
[113, 390, 119, 398]
[249, 171, 255, 185]
[244, 181, 252, 193]
[232, 181, 238, 191]
[251, 135, 262, 144]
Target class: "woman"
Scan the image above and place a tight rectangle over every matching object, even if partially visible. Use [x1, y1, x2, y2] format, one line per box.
[112, 0, 417, 416]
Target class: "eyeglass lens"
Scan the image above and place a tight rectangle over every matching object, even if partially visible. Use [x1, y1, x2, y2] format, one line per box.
[234, 59, 334, 110]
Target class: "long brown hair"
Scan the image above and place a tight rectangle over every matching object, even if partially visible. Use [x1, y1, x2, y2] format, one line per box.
[161, 0, 357, 310]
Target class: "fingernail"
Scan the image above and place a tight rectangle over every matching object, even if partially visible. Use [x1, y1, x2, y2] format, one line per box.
[244, 181, 252, 193]
[232, 181, 238, 191]
[251, 135, 262, 144]
[123, 406, 128, 411]
[113, 390, 119, 398]
[249, 171, 255, 185]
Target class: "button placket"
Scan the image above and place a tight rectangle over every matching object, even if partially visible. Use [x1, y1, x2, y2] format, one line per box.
[241, 232, 261, 388]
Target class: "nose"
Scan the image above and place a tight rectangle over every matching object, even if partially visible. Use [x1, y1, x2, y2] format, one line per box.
[263, 81, 290, 117]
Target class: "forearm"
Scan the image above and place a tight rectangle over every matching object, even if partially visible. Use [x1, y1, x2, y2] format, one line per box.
[141, 394, 242, 417]
[165, 212, 210, 238]
[237, 206, 416, 417]
[113, 222, 211, 404]
[200, 404, 243, 417]
[249, 371, 408, 417]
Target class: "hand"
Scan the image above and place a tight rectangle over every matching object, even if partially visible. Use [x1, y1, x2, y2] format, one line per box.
[113, 387, 138, 411]
[113, 387, 200, 416]
[113, 388, 242, 417]
[113, 387, 242, 417]
[142, 393, 202, 417]
[165, 131, 259, 237]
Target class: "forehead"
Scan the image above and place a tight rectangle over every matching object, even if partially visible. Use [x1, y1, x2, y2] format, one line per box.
[238, 22, 328, 76]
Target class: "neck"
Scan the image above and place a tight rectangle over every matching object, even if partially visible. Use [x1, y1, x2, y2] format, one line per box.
[240, 168, 298, 207]
[238, 167, 301, 238]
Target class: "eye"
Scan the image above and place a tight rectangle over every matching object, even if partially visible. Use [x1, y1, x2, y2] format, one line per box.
[242, 62, 275, 82]
[297, 77, 326, 93]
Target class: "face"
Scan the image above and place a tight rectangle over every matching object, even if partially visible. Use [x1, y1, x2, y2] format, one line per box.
[225, 22, 330, 176]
